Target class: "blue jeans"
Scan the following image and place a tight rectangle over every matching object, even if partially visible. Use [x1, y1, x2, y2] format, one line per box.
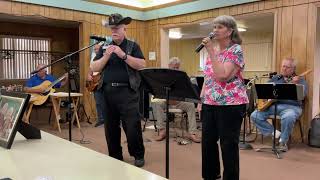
[94, 89, 105, 123]
[251, 104, 302, 143]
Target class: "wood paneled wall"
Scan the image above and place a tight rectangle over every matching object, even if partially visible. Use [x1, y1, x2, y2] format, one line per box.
[0, 0, 319, 141]
[242, 32, 274, 74]
[169, 38, 201, 76]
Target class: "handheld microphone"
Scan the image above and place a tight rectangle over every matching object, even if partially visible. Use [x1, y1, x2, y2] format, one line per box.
[195, 32, 215, 53]
[90, 35, 106, 42]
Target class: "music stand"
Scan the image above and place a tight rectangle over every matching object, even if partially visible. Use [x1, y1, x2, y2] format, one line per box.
[139, 68, 200, 179]
[254, 83, 304, 159]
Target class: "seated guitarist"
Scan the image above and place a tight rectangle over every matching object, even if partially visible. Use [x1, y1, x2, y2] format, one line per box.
[24, 64, 68, 122]
[251, 58, 308, 152]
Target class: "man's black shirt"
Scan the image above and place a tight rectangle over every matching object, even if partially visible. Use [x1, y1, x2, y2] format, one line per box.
[93, 38, 145, 84]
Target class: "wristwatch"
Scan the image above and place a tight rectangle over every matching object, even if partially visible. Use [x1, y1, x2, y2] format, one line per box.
[122, 53, 127, 61]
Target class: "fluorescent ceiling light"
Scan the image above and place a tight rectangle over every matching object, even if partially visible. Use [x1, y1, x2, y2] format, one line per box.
[169, 31, 182, 39]
[199, 21, 210, 26]
[169, 28, 182, 39]
[238, 27, 247, 32]
[102, 0, 179, 8]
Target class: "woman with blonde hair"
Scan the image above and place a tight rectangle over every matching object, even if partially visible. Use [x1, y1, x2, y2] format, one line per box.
[198, 15, 248, 180]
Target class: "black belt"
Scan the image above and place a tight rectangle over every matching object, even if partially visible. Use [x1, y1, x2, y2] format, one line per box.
[108, 82, 129, 87]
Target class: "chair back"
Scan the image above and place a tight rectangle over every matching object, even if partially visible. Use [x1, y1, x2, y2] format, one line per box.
[246, 86, 256, 115]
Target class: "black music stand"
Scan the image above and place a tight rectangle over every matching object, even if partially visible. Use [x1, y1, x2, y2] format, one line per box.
[139, 68, 200, 179]
[254, 83, 303, 159]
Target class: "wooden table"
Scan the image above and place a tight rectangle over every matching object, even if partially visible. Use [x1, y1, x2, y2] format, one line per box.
[0, 131, 168, 180]
[50, 92, 83, 132]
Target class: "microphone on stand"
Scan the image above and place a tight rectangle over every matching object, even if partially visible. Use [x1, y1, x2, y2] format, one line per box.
[276, 74, 284, 80]
[262, 72, 277, 77]
[90, 35, 106, 42]
[195, 32, 215, 53]
[261, 72, 277, 79]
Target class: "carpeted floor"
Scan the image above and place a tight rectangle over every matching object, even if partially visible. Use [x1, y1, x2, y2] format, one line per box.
[30, 113, 320, 180]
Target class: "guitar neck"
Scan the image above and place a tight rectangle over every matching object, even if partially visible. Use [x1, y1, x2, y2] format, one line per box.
[47, 75, 66, 89]
[287, 69, 311, 82]
[298, 69, 312, 77]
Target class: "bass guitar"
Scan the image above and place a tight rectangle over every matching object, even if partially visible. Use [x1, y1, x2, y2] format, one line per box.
[29, 74, 67, 105]
[257, 69, 311, 111]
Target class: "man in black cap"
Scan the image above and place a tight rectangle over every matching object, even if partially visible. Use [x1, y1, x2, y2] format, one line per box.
[90, 13, 146, 167]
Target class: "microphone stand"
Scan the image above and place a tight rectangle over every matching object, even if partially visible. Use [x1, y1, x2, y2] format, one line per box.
[31, 41, 101, 141]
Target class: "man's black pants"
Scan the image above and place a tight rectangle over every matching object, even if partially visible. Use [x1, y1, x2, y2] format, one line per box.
[201, 104, 245, 180]
[102, 85, 145, 160]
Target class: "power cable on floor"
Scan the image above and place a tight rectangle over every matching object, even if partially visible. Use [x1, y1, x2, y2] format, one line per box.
[63, 128, 91, 144]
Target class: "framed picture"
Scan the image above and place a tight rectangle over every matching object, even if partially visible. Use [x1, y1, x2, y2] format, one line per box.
[0, 91, 30, 149]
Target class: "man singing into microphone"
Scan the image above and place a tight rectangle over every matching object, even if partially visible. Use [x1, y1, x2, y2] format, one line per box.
[251, 57, 308, 152]
[90, 13, 146, 167]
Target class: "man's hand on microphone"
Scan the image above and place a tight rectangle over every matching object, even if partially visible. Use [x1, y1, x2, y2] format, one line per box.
[103, 45, 115, 56]
[108, 45, 126, 59]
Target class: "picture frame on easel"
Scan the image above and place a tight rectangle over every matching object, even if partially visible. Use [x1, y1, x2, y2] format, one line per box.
[0, 91, 30, 149]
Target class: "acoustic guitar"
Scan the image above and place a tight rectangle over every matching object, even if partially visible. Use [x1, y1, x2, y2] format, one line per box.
[29, 74, 67, 105]
[257, 69, 312, 111]
[86, 72, 102, 92]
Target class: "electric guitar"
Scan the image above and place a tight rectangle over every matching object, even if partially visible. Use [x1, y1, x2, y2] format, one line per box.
[257, 69, 312, 111]
[86, 72, 102, 92]
[29, 74, 67, 105]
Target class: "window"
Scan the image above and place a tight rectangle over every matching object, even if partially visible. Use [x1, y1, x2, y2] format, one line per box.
[0, 36, 51, 79]
[199, 48, 208, 71]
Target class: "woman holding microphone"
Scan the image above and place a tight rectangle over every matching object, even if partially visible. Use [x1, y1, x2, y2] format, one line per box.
[198, 15, 248, 180]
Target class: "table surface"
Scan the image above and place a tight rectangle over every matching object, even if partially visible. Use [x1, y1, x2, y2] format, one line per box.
[0, 131, 167, 180]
